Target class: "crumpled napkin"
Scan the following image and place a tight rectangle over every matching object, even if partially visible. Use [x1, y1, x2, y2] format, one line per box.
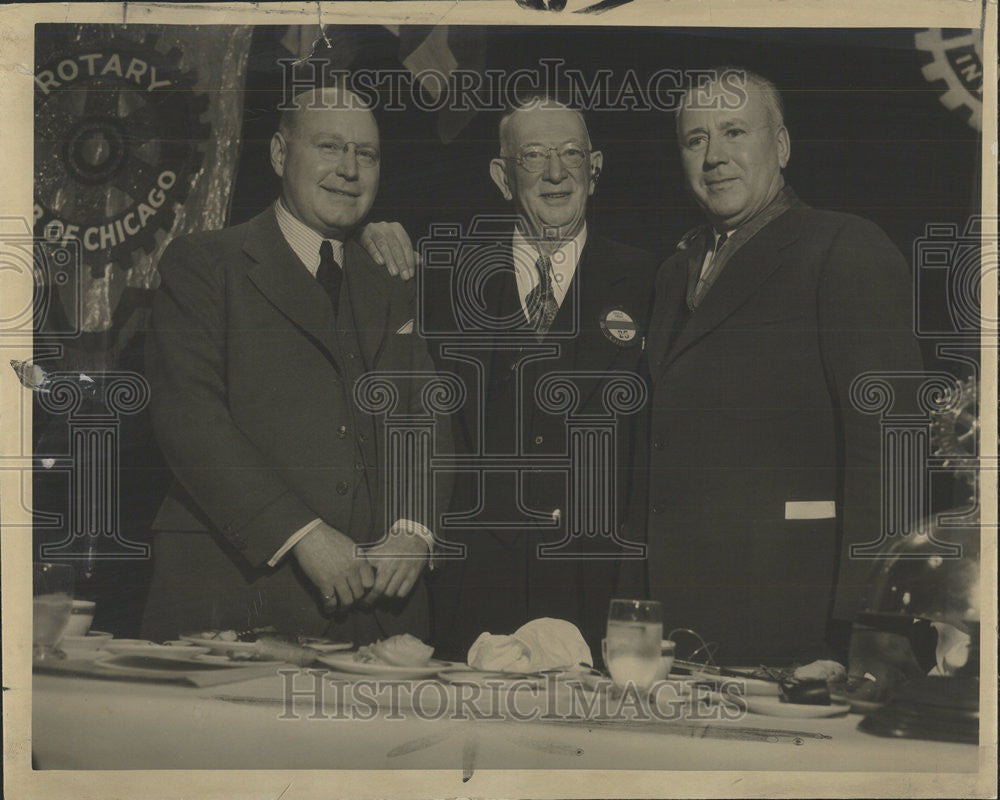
[467, 618, 593, 672]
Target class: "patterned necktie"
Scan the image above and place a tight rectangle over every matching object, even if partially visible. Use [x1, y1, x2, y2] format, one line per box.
[693, 232, 728, 307]
[316, 240, 342, 314]
[525, 254, 559, 337]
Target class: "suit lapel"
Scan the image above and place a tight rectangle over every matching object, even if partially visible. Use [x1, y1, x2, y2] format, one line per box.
[342, 239, 390, 370]
[657, 214, 802, 377]
[647, 247, 698, 374]
[448, 242, 521, 448]
[571, 237, 637, 406]
[243, 208, 340, 360]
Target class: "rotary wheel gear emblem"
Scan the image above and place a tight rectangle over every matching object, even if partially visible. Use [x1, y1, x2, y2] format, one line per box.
[34, 33, 211, 277]
[915, 28, 984, 132]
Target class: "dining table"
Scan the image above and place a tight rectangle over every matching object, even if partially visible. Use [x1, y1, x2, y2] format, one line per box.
[31, 659, 981, 777]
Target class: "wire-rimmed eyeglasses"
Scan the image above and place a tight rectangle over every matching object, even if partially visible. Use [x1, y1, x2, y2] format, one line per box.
[508, 143, 590, 173]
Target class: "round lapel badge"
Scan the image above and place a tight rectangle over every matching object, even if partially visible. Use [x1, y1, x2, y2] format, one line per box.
[600, 307, 638, 347]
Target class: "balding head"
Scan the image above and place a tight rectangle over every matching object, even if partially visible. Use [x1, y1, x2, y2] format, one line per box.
[498, 97, 592, 157]
[279, 85, 375, 140]
[676, 69, 785, 138]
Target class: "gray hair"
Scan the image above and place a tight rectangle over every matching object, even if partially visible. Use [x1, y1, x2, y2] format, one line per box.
[675, 68, 785, 136]
[497, 96, 592, 157]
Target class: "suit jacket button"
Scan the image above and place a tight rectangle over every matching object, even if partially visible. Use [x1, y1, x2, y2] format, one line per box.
[337, 425, 348, 438]
[336, 481, 350, 495]
[359, 433, 368, 442]
[551, 508, 562, 521]
[653, 438, 664, 450]
[651, 504, 665, 514]
[355, 462, 365, 471]
[534, 435, 544, 445]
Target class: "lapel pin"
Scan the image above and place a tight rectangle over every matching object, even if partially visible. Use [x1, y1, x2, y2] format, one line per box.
[599, 307, 638, 347]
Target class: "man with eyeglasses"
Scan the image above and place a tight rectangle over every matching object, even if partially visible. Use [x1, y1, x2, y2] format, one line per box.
[415, 98, 658, 660]
[142, 86, 449, 645]
[641, 70, 924, 666]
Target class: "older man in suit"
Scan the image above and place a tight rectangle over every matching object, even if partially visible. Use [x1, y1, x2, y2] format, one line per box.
[642, 70, 924, 665]
[420, 99, 657, 659]
[142, 86, 448, 644]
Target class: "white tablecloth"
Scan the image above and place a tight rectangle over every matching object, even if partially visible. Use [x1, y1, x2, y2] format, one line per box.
[32, 670, 979, 773]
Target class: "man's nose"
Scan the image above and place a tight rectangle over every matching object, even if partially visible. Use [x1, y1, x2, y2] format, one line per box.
[336, 146, 360, 180]
[543, 150, 567, 182]
[702, 136, 727, 169]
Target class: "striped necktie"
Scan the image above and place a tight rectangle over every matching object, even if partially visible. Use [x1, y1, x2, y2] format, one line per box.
[692, 232, 728, 307]
[525, 254, 560, 337]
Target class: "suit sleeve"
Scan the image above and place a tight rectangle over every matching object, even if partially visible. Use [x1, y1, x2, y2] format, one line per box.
[147, 237, 318, 566]
[817, 217, 925, 621]
[383, 277, 455, 539]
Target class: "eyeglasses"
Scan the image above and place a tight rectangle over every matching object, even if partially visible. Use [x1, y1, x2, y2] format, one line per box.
[319, 140, 380, 169]
[509, 143, 590, 173]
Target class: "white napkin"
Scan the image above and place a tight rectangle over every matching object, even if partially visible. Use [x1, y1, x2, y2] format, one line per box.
[467, 618, 593, 672]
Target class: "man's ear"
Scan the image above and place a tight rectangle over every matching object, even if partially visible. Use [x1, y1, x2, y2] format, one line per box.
[270, 132, 287, 178]
[489, 158, 513, 201]
[776, 126, 791, 169]
[588, 150, 604, 196]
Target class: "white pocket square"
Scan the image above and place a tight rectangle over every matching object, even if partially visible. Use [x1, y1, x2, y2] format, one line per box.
[785, 501, 836, 520]
[395, 319, 415, 334]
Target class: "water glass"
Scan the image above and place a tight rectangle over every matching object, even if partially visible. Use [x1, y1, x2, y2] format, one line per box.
[33, 563, 75, 660]
[604, 599, 664, 691]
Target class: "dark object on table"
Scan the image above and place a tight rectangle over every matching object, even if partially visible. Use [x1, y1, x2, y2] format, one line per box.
[856, 515, 980, 744]
[780, 678, 831, 706]
[858, 675, 979, 744]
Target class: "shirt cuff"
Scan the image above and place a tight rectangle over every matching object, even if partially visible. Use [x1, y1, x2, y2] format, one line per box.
[389, 518, 436, 570]
[268, 517, 324, 567]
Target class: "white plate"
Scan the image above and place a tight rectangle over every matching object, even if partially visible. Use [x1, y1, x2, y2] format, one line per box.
[298, 638, 353, 654]
[689, 671, 782, 697]
[715, 691, 851, 718]
[96, 652, 248, 676]
[103, 643, 212, 660]
[317, 652, 454, 678]
[178, 635, 277, 659]
[437, 668, 547, 690]
[61, 631, 113, 651]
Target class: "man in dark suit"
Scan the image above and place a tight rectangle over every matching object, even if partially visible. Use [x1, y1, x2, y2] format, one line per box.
[642, 70, 924, 665]
[141, 86, 448, 644]
[425, 99, 657, 659]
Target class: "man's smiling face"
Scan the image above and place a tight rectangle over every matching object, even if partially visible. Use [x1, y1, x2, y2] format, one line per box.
[492, 105, 601, 243]
[678, 83, 789, 231]
[271, 92, 380, 239]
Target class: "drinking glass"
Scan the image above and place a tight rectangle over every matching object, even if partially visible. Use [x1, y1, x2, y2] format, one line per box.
[33, 563, 75, 660]
[604, 599, 664, 692]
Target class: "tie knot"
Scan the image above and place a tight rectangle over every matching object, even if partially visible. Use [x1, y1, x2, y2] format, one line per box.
[319, 239, 336, 266]
[713, 232, 728, 254]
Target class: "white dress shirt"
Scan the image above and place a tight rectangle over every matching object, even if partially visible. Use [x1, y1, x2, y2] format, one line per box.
[511, 225, 587, 322]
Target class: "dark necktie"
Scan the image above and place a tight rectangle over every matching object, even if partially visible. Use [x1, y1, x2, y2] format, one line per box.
[692, 232, 728, 307]
[316, 240, 342, 314]
[525, 254, 559, 337]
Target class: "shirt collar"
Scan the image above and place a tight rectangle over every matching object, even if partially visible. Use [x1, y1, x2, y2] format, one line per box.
[511, 224, 588, 304]
[274, 198, 344, 276]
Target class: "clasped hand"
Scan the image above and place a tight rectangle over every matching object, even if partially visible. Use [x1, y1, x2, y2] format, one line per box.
[293, 523, 428, 612]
